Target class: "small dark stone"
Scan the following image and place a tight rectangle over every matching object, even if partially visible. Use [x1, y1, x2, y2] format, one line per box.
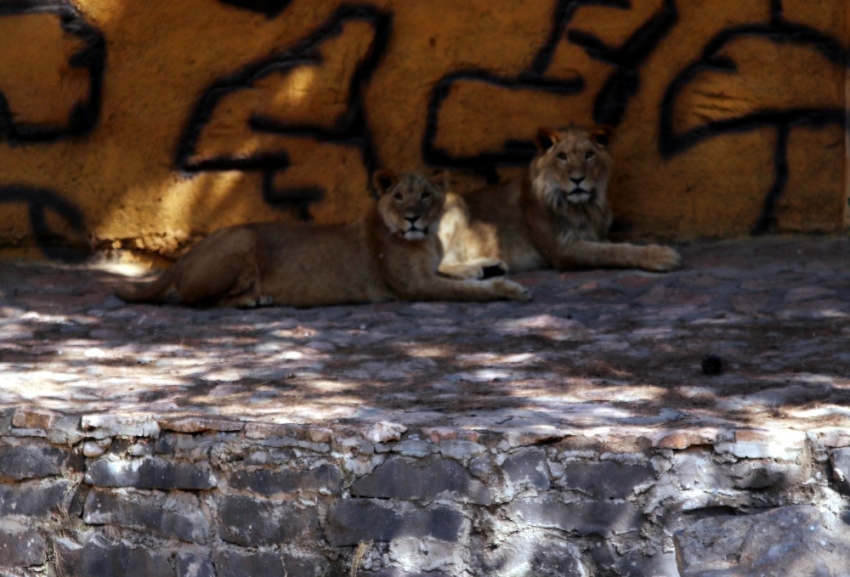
[68, 484, 92, 518]
[0, 442, 70, 480]
[230, 464, 342, 497]
[281, 553, 329, 577]
[85, 457, 216, 490]
[154, 435, 174, 454]
[177, 551, 215, 577]
[502, 450, 550, 492]
[351, 456, 491, 505]
[507, 496, 643, 538]
[0, 525, 47, 567]
[54, 533, 175, 577]
[561, 461, 654, 499]
[0, 479, 73, 518]
[83, 489, 208, 544]
[325, 500, 464, 547]
[215, 495, 319, 546]
[701, 354, 723, 376]
[213, 550, 286, 577]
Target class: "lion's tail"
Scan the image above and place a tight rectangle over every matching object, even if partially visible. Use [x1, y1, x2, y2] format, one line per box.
[114, 265, 179, 304]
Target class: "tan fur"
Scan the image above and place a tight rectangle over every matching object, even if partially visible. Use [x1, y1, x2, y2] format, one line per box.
[115, 171, 530, 308]
[439, 125, 681, 274]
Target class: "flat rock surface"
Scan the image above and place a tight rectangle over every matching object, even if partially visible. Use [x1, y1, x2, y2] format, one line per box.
[1, 237, 849, 435]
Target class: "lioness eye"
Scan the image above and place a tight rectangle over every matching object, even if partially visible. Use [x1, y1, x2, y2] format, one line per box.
[585, 150, 596, 161]
[421, 192, 432, 200]
[557, 152, 568, 161]
[393, 192, 403, 202]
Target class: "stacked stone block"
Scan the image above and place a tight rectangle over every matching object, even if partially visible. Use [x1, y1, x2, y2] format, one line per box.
[1, 408, 849, 576]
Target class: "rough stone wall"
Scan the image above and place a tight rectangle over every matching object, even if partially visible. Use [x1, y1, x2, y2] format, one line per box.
[0, 0, 848, 260]
[2, 408, 850, 576]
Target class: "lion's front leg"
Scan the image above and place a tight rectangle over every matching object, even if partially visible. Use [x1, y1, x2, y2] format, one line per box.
[554, 240, 681, 272]
[438, 258, 508, 280]
[395, 273, 531, 303]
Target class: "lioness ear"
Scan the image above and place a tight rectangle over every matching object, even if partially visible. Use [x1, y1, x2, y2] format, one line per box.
[429, 169, 448, 190]
[372, 169, 398, 195]
[591, 125, 615, 148]
[535, 127, 560, 151]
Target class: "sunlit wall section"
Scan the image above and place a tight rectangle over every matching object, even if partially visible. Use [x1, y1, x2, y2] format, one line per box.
[0, 0, 847, 260]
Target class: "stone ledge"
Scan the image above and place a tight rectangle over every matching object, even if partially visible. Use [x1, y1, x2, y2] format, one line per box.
[0, 417, 846, 576]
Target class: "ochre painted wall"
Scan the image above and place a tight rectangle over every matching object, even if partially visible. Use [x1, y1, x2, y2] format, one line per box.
[0, 0, 848, 260]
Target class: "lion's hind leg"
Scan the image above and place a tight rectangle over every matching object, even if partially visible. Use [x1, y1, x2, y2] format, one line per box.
[174, 228, 268, 307]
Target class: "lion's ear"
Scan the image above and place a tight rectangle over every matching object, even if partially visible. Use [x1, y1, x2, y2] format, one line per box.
[535, 127, 560, 151]
[591, 125, 615, 148]
[372, 169, 399, 195]
[429, 169, 448, 190]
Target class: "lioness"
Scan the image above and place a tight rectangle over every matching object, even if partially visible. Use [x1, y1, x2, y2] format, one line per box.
[115, 170, 530, 308]
[439, 125, 681, 275]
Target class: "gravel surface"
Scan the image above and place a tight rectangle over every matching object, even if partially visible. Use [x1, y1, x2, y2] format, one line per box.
[1, 236, 848, 435]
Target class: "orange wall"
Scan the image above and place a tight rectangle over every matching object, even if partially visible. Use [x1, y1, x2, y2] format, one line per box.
[0, 0, 847, 260]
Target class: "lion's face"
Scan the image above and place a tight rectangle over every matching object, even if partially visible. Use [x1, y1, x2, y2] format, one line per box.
[529, 125, 614, 212]
[373, 170, 446, 241]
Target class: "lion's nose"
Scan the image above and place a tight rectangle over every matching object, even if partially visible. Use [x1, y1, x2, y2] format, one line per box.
[405, 216, 418, 224]
[570, 177, 584, 185]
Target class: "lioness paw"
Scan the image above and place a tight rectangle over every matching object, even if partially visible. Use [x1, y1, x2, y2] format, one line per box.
[643, 245, 681, 272]
[494, 278, 532, 302]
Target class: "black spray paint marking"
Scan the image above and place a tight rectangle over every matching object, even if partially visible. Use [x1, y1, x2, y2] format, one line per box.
[659, 0, 849, 234]
[0, 187, 89, 262]
[177, 5, 392, 220]
[0, 2, 105, 144]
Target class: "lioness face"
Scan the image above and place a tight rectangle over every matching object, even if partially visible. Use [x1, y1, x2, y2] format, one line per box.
[373, 170, 446, 241]
[530, 125, 614, 211]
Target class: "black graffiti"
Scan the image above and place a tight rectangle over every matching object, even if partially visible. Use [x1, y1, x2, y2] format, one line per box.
[422, 0, 583, 181]
[423, 74, 584, 182]
[261, 173, 323, 221]
[659, 0, 850, 234]
[570, 0, 677, 126]
[218, 0, 292, 18]
[0, 2, 105, 144]
[177, 5, 392, 220]
[423, 0, 678, 180]
[0, 187, 89, 262]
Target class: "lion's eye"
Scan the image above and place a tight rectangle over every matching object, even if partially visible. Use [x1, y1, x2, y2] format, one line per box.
[557, 152, 568, 161]
[585, 150, 596, 161]
[393, 193, 403, 202]
[421, 191, 432, 201]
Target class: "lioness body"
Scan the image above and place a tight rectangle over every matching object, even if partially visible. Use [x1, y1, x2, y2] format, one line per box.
[115, 171, 529, 308]
[439, 125, 680, 274]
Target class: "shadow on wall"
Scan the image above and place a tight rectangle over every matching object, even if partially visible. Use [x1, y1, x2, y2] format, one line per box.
[0, 187, 89, 262]
[176, 5, 392, 221]
[0, 2, 103, 261]
[0, 0, 848, 261]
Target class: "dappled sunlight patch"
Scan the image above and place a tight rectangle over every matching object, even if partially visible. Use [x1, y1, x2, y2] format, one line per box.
[303, 379, 360, 394]
[493, 314, 588, 340]
[401, 345, 449, 359]
[269, 326, 320, 339]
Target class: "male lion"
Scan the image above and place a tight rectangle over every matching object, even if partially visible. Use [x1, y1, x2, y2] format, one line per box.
[438, 125, 681, 275]
[115, 170, 530, 308]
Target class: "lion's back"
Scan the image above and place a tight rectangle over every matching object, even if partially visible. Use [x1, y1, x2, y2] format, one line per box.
[252, 221, 393, 307]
